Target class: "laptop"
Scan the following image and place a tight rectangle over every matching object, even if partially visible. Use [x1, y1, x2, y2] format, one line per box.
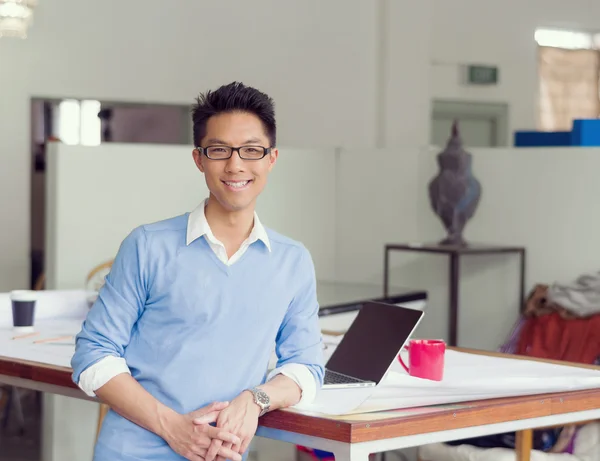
[322, 301, 424, 389]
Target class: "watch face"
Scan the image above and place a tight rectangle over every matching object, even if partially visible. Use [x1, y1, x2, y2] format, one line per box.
[256, 390, 269, 405]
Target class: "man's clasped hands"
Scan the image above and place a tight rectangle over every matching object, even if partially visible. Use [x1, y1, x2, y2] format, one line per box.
[163, 391, 261, 461]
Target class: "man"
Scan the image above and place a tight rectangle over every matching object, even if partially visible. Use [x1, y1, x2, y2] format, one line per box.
[71, 82, 325, 461]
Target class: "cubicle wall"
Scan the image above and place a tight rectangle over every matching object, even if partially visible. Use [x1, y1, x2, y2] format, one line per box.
[46, 143, 600, 349]
[334, 147, 422, 284]
[45, 143, 338, 290]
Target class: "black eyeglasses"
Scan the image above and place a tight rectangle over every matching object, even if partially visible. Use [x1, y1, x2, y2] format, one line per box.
[197, 145, 272, 160]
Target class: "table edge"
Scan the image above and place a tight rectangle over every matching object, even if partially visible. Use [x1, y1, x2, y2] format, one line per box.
[385, 243, 526, 254]
[319, 290, 427, 316]
[259, 388, 600, 443]
[1, 349, 598, 444]
[0, 355, 77, 389]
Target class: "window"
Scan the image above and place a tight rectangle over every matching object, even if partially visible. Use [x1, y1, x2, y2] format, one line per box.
[80, 100, 102, 146]
[535, 28, 600, 131]
[534, 28, 600, 50]
[57, 99, 101, 146]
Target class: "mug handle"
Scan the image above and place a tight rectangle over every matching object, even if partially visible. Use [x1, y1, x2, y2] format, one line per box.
[398, 350, 409, 373]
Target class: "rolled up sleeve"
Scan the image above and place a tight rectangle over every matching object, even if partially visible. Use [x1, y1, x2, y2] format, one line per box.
[269, 247, 324, 404]
[71, 226, 148, 386]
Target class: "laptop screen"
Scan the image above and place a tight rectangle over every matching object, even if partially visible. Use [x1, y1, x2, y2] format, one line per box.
[325, 302, 424, 384]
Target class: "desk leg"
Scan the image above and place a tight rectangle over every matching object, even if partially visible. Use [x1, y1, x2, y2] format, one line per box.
[515, 429, 533, 461]
[519, 250, 527, 313]
[333, 445, 371, 461]
[333, 451, 370, 461]
[383, 247, 389, 298]
[449, 254, 459, 347]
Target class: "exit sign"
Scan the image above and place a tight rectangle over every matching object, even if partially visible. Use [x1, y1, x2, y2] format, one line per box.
[467, 65, 499, 85]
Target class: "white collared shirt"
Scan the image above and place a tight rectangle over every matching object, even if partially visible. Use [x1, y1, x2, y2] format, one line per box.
[186, 199, 271, 264]
[78, 201, 317, 406]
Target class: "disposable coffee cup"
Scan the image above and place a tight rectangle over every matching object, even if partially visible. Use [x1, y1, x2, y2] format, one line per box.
[10, 290, 38, 333]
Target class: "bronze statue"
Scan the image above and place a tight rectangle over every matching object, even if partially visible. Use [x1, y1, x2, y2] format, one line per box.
[428, 121, 481, 246]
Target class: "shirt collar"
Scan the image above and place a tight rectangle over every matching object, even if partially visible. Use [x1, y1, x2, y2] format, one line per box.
[186, 199, 271, 252]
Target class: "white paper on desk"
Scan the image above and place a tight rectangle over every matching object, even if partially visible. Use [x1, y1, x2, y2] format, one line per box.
[291, 334, 377, 413]
[298, 350, 600, 416]
[0, 318, 82, 368]
[295, 386, 375, 415]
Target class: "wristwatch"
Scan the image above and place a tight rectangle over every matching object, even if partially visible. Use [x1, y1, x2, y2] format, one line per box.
[247, 387, 270, 417]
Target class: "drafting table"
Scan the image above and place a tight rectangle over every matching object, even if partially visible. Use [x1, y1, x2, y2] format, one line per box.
[1, 288, 599, 461]
[1, 338, 599, 461]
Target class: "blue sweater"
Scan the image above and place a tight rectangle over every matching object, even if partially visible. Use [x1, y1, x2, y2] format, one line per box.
[71, 214, 324, 460]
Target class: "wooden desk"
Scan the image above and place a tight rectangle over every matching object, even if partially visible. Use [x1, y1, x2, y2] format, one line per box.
[1, 349, 598, 461]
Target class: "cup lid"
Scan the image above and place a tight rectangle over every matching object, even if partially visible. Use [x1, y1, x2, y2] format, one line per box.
[10, 290, 38, 302]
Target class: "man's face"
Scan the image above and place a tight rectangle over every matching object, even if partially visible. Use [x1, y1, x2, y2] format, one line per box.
[193, 111, 277, 213]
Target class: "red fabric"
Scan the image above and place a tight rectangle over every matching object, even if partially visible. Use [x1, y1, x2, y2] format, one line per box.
[516, 312, 600, 364]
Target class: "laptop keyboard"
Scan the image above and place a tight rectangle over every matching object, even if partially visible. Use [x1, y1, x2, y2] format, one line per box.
[324, 369, 369, 385]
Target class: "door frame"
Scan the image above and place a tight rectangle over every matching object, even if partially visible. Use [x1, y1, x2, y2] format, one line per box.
[431, 100, 510, 147]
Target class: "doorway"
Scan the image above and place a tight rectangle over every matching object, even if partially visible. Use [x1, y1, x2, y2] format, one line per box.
[431, 100, 509, 148]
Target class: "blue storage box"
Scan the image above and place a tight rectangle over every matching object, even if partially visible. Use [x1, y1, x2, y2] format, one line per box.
[514, 131, 572, 147]
[571, 119, 600, 146]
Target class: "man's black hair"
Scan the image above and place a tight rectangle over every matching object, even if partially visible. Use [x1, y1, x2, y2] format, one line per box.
[191, 82, 276, 147]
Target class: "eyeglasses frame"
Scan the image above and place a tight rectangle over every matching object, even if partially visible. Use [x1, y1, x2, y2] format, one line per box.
[196, 145, 272, 160]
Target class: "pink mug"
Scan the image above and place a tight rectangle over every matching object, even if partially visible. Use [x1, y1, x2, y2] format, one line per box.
[398, 339, 445, 381]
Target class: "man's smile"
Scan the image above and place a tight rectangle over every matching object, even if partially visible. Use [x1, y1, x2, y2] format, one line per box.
[222, 179, 253, 191]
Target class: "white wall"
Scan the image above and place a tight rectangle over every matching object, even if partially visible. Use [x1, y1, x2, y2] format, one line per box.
[419, 146, 600, 289]
[430, 0, 600, 136]
[380, 0, 432, 147]
[332, 145, 600, 351]
[6, 0, 600, 292]
[334, 148, 421, 284]
[2, 0, 412, 292]
[418, 146, 600, 301]
[51, 142, 600, 352]
[44, 140, 600, 351]
[45, 143, 338, 290]
[404, 146, 600, 350]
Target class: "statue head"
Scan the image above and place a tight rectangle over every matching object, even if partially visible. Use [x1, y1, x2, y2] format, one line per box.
[436, 120, 472, 171]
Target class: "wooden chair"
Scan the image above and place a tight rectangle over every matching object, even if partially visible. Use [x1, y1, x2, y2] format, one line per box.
[85, 259, 114, 294]
[29, 262, 114, 447]
[33, 272, 45, 291]
[85, 260, 114, 441]
[96, 403, 110, 442]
